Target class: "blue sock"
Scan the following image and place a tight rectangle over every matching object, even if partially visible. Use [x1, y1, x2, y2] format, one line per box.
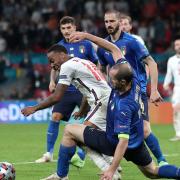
[145, 133, 166, 163]
[57, 144, 76, 177]
[158, 165, 180, 178]
[47, 121, 60, 153]
[77, 147, 86, 160]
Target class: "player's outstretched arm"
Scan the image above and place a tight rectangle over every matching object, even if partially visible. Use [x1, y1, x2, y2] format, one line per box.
[101, 137, 128, 180]
[143, 56, 163, 106]
[21, 84, 69, 116]
[69, 32, 124, 62]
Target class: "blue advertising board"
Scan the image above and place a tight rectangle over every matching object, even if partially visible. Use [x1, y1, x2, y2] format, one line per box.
[0, 101, 51, 123]
[0, 101, 83, 124]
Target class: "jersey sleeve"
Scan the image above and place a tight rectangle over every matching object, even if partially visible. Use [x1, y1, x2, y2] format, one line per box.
[97, 47, 108, 66]
[114, 101, 133, 137]
[58, 62, 75, 85]
[84, 41, 98, 64]
[131, 39, 150, 61]
[163, 58, 173, 86]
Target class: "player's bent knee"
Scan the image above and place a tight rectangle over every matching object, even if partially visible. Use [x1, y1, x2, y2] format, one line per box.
[143, 121, 151, 138]
[64, 124, 74, 136]
[52, 112, 64, 122]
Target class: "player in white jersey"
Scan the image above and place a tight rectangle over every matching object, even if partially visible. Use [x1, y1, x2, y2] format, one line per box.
[22, 37, 124, 180]
[163, 38, 180, 141]
[58, 57, 111, 130]
[119, 14, 145, 45]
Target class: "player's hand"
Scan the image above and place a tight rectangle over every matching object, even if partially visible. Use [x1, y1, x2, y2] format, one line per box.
[100, 169, 114, 180]
[72, 111, 84, 120]
[150, 90, 163, 106]
[69, 32, 87, 43]
[49, 81, 56, 93]
[21, 106, 36, 116]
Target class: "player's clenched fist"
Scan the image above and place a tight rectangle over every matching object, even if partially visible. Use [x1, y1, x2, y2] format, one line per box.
[69, 32, 87, 43]
[21, 106, 36, 116]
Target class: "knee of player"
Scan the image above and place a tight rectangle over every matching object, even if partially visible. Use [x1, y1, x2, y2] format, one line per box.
[64, 124, 74, 136]
[143, 122, 151, 138]
[145, 169, 159, 179]
[52, 112, 63, 121]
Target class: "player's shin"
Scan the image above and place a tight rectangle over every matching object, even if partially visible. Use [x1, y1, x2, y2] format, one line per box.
[145, 133, 167, 164]
[57, 144, 76, 177]
[47, 120, 60, 155]
[173, 112, 180, 137]
[158, 165, 180, 178]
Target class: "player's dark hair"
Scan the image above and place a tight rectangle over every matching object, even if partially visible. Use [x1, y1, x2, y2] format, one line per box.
[105, 10, 121, 19]
[174, 36, 180, 41]
[120, 14, 132, 25]
[111, 61, 133, 84]
[59, 16, 76, 26]
[47, 44, 68, 54]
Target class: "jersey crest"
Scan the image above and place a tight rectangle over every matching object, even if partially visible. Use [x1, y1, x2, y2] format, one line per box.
[120, 46, 126, 56]
[79, 45, 85, 54]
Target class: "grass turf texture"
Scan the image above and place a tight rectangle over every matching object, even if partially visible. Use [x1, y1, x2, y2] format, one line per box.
[0, 124, 180, 180]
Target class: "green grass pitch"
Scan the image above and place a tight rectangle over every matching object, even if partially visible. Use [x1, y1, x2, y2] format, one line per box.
[0, 124, 180, 180]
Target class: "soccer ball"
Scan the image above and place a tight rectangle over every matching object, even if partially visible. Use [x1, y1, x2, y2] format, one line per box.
[0, 162, 15, 180]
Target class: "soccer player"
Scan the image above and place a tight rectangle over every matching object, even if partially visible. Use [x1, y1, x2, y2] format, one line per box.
[35, 16, 99, 166]
[21, 35, 124, 179]
[120, 14, 145, 45]
[97, 10, 167, 166]
[37, 62, 180, 180]
[163, 38, 180, 141]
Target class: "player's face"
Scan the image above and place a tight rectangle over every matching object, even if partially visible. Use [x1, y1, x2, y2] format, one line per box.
[120, 18, 132, 33]
[109, 69, 125, 91]
[174, 40, 180, 54]
[104, 13, 120, 35]
[60, 23, 76, 41]
[48, 52, 65, 71]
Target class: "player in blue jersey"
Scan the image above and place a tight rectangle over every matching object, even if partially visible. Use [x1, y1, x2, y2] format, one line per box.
[96, 10, 167, 166]
[35, 16, 98, 166]
[36, 61, 180, 180]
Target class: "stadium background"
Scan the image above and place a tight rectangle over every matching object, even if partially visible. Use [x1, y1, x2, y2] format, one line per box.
[0, 0, 180, 179]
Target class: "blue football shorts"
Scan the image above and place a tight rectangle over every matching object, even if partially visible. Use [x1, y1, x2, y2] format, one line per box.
[83, 126, 152, 166]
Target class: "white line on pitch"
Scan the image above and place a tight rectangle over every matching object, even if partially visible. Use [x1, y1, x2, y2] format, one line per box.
[12, 154, 180, 165]
[164, 153, 179, 157]
[13, 160, 57, 165]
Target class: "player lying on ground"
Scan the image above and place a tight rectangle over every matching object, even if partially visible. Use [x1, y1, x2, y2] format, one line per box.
[69, 10, 167, 166]
[37, 62, 180, 180]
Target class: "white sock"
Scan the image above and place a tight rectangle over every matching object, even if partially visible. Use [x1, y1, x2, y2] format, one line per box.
[86, 148, 121, 180]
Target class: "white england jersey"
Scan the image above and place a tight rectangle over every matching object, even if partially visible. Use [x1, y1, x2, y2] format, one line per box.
[164, 55, 180, 104]
[58, 57, 111, 106]
[164, 55, 180, 88]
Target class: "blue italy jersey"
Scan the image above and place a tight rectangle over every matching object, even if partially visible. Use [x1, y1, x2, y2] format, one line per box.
[106, 78, 144, 149]
[97, 32, 149, 93]
[58, 39, 98, 91]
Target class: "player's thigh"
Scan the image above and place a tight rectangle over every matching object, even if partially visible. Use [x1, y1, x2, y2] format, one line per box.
[52, 91, 78, 121]
[124, 142, 152, 166]
[64, 124, 87, 144]
[83, 126, 115, 156]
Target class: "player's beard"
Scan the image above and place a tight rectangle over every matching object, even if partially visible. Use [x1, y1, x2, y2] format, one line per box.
[107, 25, 119, 35]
